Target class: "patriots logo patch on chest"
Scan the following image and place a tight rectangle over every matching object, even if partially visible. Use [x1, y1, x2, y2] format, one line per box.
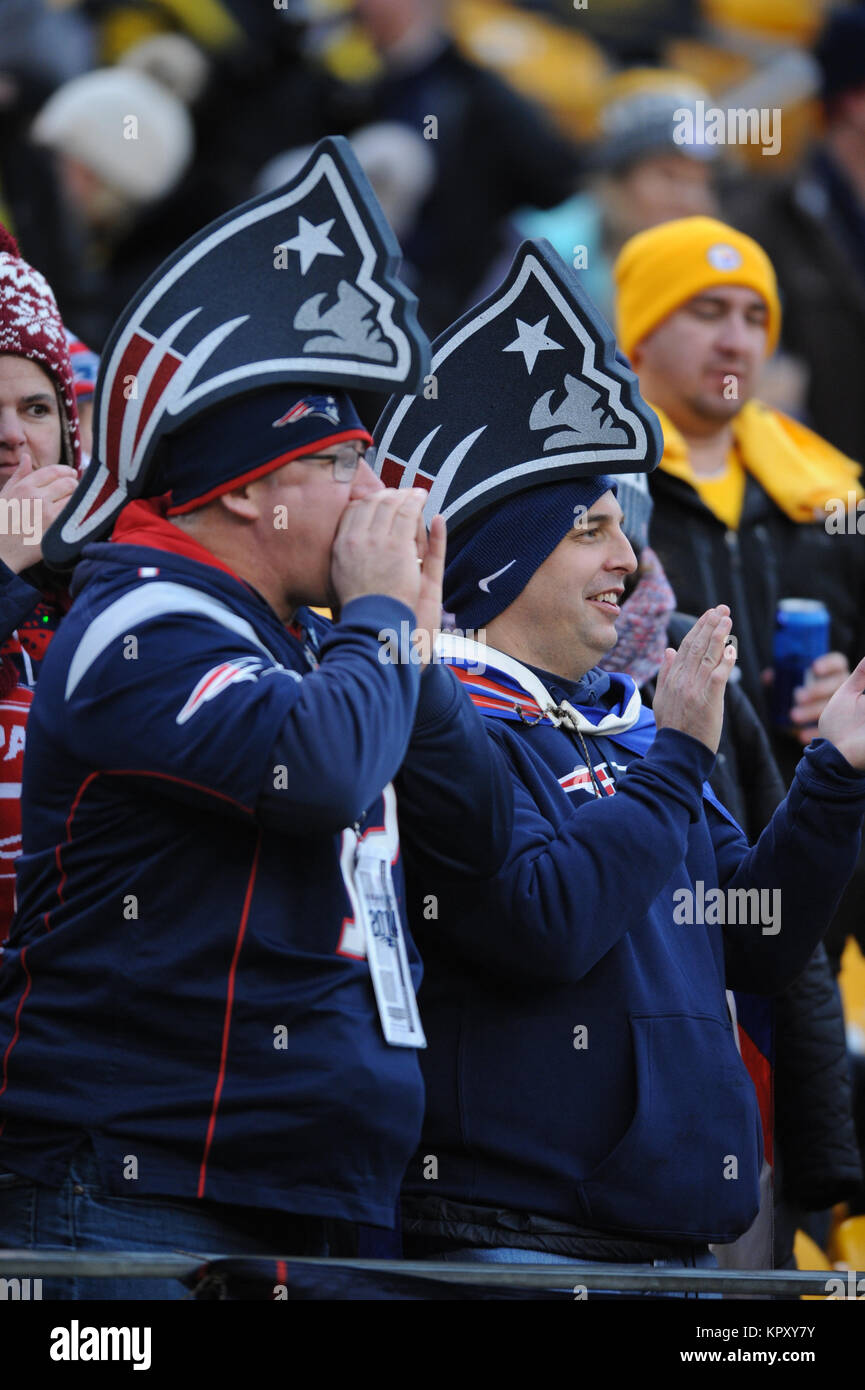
[559, 761, 617, 797]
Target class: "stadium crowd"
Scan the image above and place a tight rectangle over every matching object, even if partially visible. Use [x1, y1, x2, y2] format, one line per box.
[1, 0, 865, 1300]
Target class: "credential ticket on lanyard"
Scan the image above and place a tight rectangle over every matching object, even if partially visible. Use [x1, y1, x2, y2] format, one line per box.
[353, 797, 426, 1049]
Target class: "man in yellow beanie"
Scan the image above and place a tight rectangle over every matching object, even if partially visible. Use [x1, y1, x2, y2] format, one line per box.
[614, 215, 865, 770]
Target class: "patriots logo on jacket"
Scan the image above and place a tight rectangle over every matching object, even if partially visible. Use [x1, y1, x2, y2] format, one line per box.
[272, 396, 341, 428]
[44, 135, 430, 566]
[559, 762, 617, 797]
[373, 239, 663, 534]
[177, 657, 265, 725]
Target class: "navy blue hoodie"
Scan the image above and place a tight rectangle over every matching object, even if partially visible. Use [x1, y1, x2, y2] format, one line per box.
[402, 636, 865, 1243]
[0, 506, 512, 1227]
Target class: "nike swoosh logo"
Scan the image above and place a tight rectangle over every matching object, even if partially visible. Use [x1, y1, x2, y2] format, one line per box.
[478, 560, 517, 593]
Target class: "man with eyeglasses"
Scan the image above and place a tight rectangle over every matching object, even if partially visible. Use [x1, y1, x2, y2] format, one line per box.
[0, 373, 514, 1298]
[0, 109, 520, 1306]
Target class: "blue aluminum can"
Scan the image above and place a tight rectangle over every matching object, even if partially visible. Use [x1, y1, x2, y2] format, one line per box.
[770, 599, 831, 728]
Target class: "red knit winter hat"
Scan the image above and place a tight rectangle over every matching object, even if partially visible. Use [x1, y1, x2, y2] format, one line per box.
[0, 226, 81, 472]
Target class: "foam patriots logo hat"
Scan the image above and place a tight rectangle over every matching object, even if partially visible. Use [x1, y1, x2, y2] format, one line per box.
[44, 135, 430, 565]
[373, 239, 662, 532]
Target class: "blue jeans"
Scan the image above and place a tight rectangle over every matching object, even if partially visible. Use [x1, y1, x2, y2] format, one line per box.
[428, 1244, 720, 1299]
[0, 1145, 336, 1300]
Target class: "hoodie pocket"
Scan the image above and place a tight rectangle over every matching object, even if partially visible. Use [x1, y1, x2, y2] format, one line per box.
[576, 1012, 761, 1241]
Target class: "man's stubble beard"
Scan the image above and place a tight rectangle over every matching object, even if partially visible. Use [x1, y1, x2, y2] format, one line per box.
[688, 390, 743, 425]
[686, 372, 755, 427]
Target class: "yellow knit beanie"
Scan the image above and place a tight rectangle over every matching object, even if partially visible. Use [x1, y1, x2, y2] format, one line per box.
[613, 216, 781, 359]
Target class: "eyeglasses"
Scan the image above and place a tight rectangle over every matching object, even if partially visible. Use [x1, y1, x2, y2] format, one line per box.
[300, 443, 372, 483]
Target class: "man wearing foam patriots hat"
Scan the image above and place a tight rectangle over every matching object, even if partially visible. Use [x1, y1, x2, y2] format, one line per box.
[0, 138, 512, 1298]
[375, 239, 865, 1277]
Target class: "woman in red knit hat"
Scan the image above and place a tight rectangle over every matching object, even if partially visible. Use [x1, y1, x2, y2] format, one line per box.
[0, 227, 79, 928]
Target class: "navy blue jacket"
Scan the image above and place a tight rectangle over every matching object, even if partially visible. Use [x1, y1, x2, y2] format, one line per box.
[0, 521, 512, 1226]
[403, 641, 865, 1243]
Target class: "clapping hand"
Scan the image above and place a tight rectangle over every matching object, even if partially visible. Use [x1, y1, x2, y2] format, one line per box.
[653, 606, 737, 755]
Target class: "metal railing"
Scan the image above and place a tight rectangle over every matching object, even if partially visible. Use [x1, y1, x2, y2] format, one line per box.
[0, 1251, 857, 1295]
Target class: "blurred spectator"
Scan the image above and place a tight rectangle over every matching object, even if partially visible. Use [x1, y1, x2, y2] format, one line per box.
[256, 122, 436, 245]
[519, 69, 719, 322]
[31, 67, 193, 235]
[0, 3, 96, 308]
[727, 7, 865, 463]
[20, 66, 195, 348]
[348, 0, 581, 336]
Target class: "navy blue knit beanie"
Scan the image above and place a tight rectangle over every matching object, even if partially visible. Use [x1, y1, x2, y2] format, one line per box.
[444, 475, 616, 630]
[157, 384, 371, 514]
